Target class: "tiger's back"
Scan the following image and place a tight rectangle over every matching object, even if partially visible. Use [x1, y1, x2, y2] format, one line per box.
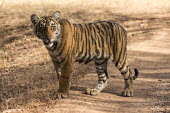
[72, 21, 127, 64]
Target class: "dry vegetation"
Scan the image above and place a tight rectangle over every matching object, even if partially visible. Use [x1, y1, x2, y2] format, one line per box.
[0, 0, 170, 113]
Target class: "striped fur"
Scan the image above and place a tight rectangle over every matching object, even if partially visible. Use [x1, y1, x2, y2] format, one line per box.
[30, 11, 139, 98]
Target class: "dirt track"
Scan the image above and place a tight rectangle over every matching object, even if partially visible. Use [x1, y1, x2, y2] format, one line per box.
[0, 3, 170, 112]
[1, 19, 170, 113]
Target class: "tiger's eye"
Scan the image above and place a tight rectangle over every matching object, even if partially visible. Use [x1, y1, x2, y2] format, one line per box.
[40, 22, 45, 27]
[51, 24, 55, 27]
[50, 21, 55, 27]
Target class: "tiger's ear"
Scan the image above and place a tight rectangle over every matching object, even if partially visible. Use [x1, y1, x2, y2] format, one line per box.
[30, 14, 39, 26]
[52, 11, 61, 20]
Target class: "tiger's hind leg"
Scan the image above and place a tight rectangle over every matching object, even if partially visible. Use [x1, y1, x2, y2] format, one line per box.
[116, 60, 138, 97]
[85, 59, 108, 95]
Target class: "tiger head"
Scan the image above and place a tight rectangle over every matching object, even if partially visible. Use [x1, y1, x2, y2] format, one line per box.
[30, 11, 61, 49]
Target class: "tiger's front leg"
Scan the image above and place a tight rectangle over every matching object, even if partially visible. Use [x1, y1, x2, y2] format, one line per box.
[56, 62, 73, 99]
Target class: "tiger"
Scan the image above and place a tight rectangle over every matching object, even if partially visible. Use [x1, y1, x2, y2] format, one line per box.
[30, 11, 139, 99]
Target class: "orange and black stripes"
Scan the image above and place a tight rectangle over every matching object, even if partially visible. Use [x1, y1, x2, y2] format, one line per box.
[33, 17, 138, 79]
[50, 19, 131, 76]
[72, 21, 127, 63]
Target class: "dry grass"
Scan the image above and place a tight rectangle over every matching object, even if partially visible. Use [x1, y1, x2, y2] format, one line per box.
[0, 0, 170, 112]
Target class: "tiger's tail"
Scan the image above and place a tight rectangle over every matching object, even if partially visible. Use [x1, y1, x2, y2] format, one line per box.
[133, 68, 139, 80]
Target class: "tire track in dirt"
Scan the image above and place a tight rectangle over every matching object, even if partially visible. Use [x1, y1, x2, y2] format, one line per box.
[129, 28, 170, 54]
[128, 26, 170, 113]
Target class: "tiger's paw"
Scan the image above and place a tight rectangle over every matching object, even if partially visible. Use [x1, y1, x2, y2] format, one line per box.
[55, 92, 69, 99]
[122, 89, 133, 97]
[85, 88, 100, 96]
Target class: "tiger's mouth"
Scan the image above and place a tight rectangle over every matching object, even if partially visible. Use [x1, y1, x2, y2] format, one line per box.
[44, 40, 54, 48]
[44, 37, 60, 49]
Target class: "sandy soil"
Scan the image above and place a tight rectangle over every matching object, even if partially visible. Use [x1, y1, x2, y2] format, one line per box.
[0, 2, 170, 113]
